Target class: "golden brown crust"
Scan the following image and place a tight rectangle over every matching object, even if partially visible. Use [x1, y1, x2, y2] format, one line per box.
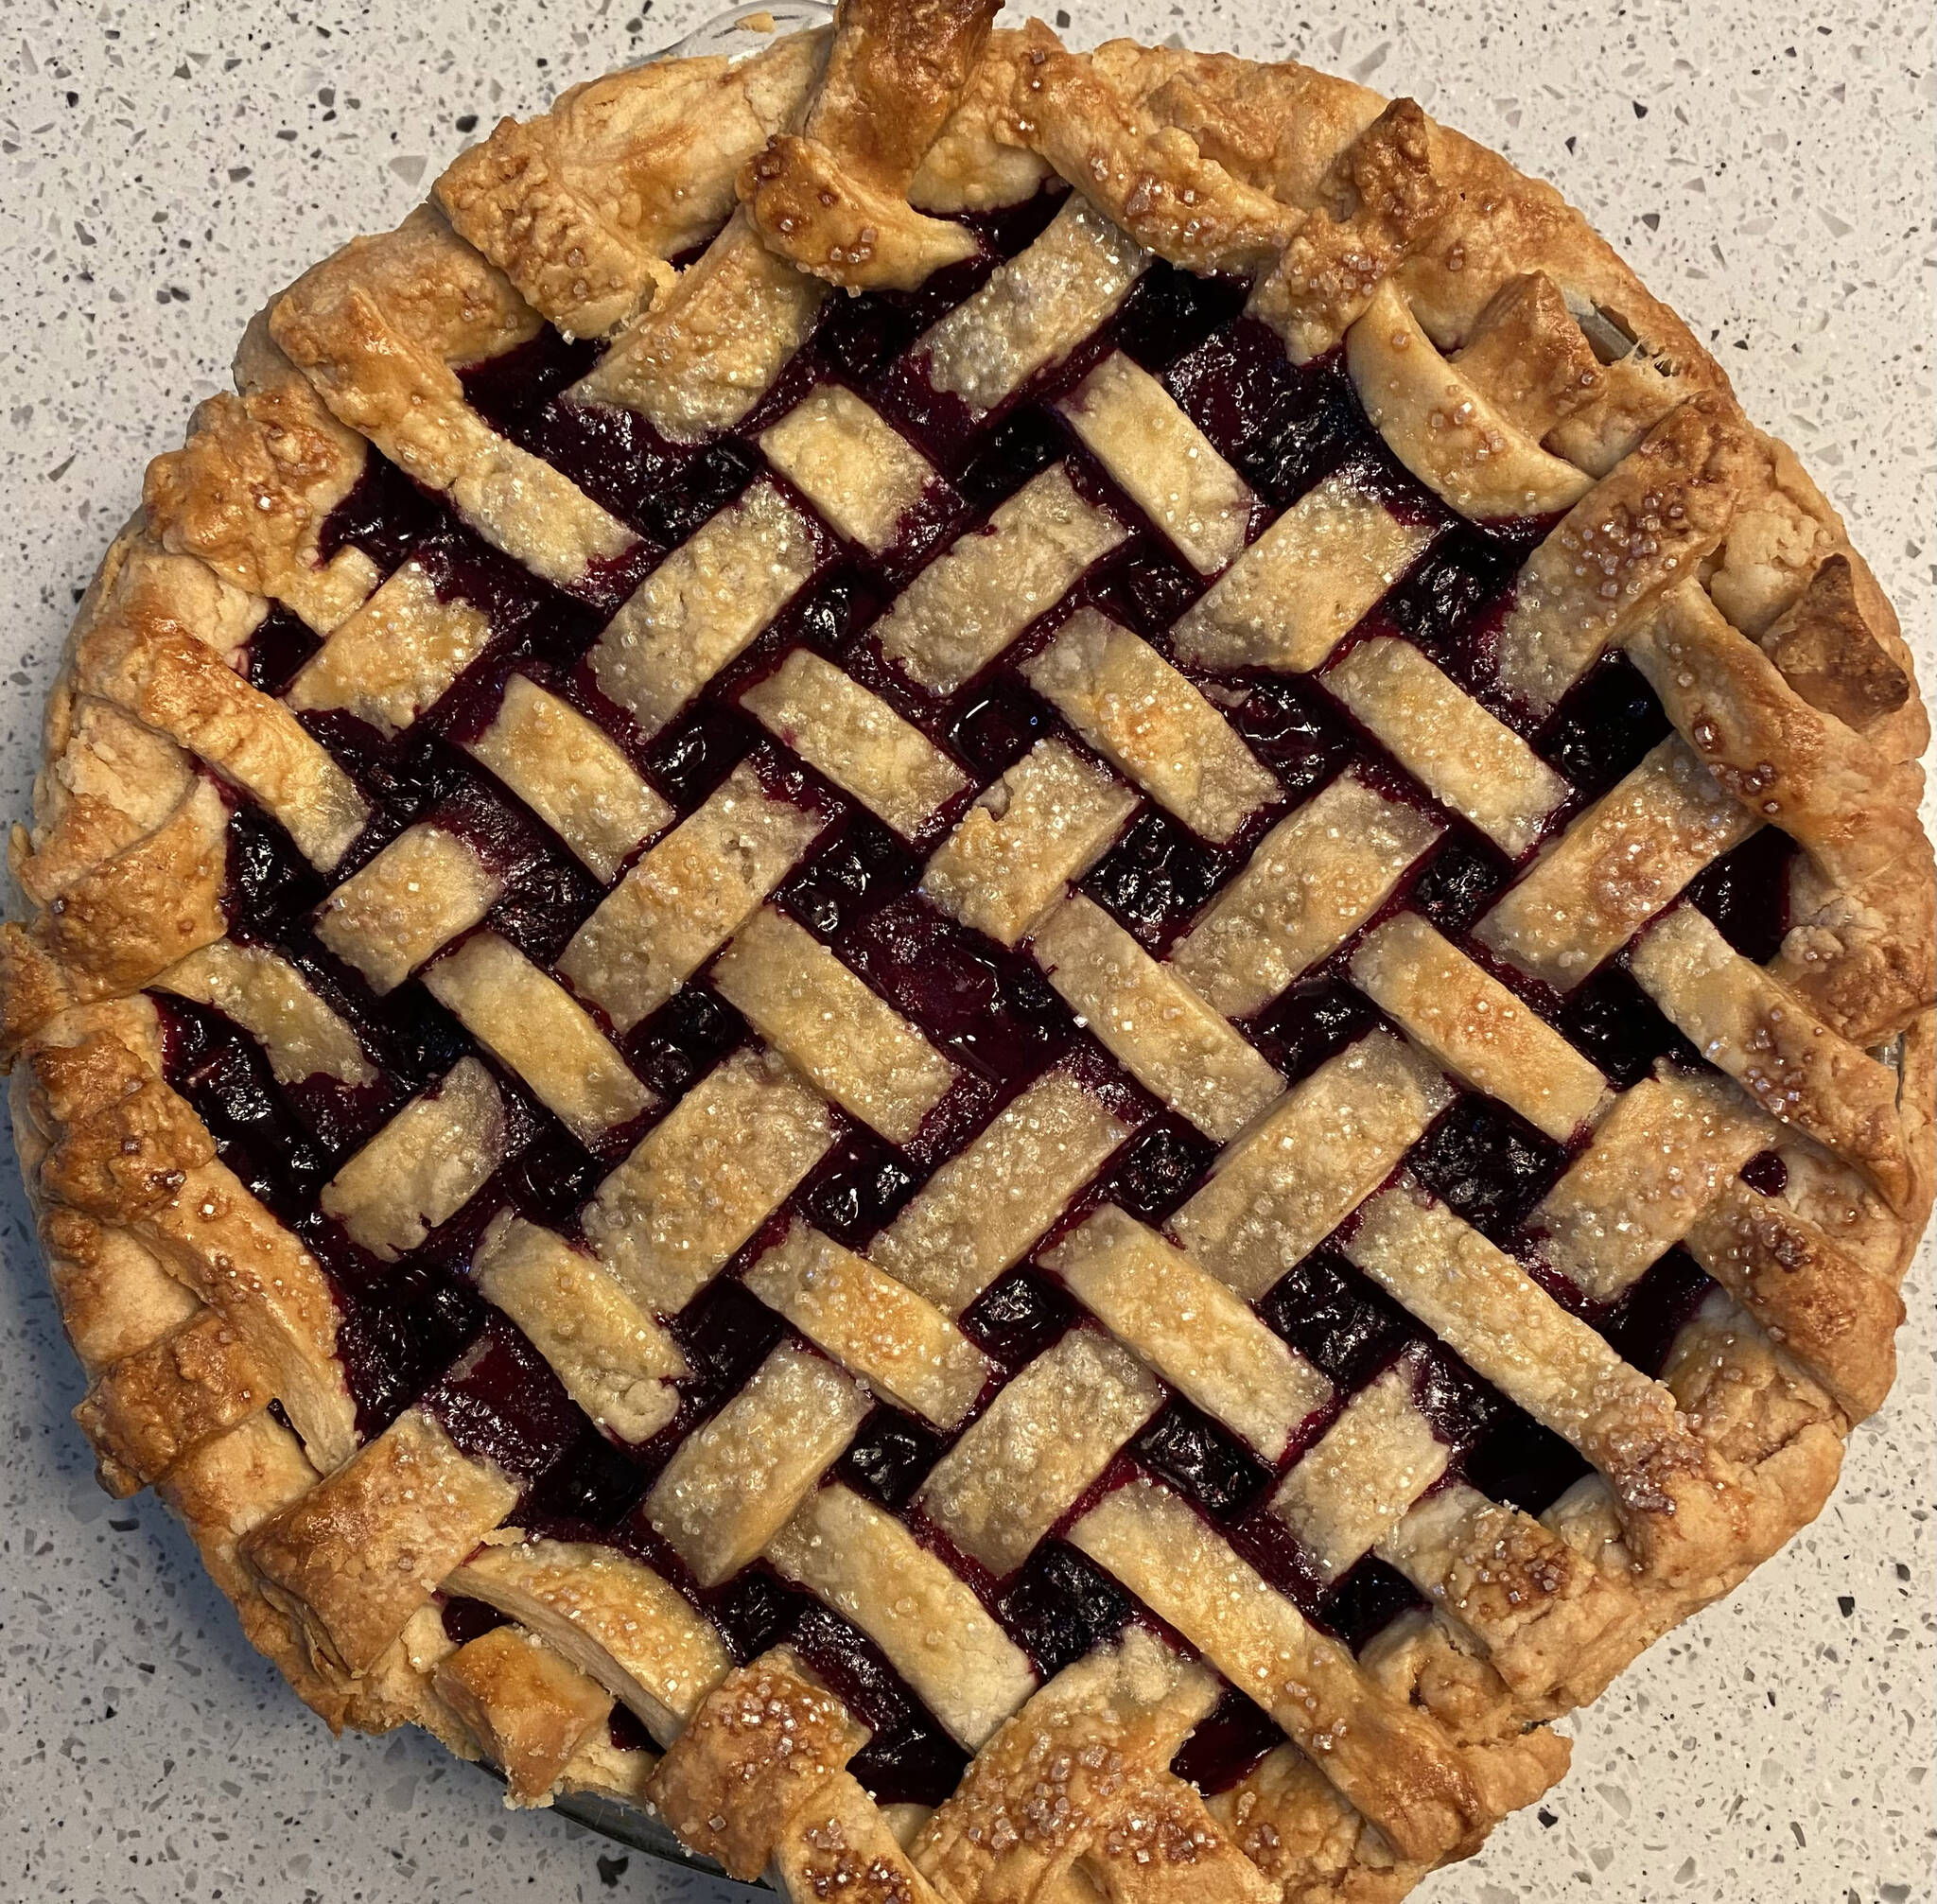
[741, 0, 1002, 289]
[993, 21, 1301, 276]
[1494, 393, 1765, 714]
[242, 1406, 518, 1678]
[144, 315, 377, 633]
[78, 608, 365, 874]
[34, 1201, 202, 1373]
[1250, 99, 1454, 359]
[2, 528, 248, 1062]
[1684, 1181, 1905, 1422]
[1447, 271, 1608, 441]
[14, 999, 359, 1474]
[1627, 578, 1936, 1043]
[152, 1410, 361, 1730]
[912, 1627, 1223, 1904]
[1758, 552, 1913, 730]
[433, 1625, 615, 1807]
[646, 1649, 871, 1878]
[270, 205, 639, 590]
[436, 31, 826, 337]
[72, 1306, 270, 1496]
[3, 15, 1930, 1904]
[1210, 1747, 1424, 1904]
[777, 1775, 952, 1904]
[1087, 39, 1387, 214]
[1375, 1486, 1637, 1717]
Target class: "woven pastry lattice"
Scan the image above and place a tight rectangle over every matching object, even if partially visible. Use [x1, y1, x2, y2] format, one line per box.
[9, 7, 1931, 1900]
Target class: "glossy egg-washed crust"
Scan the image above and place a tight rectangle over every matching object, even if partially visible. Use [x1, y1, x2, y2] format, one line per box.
[6, 3, 1932, 1897]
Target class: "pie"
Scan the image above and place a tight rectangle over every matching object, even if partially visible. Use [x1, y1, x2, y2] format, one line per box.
[7, 2, 1931, 1897]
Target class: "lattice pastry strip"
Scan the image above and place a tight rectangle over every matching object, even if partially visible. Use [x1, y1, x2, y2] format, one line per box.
[445, 1537, 732, 1745]
[1491, 396, 1757, 714]
[73, 1306, 271, 1498]
[1055, 353, 1254, 575]
[775, 1773, 950, 1904]
[1075, 1767, 1279, 1904]
[1172, 1028, 1454, 1298]
[19, 1020, 357, 1476]
[471, 1214, 689, 1444]
[1030, 895, 1286, 1143]
[313, 822, 504, 995]
[921, 738, 1141, 947]
[1170, 773, 1443, 1018]
[1351, 916, 1611, 1143]
[744, 1220, 992, 1429]
[650, 1671, 944, 1904]
[243, 1400, 520, 1678]
[581, 1043, 837, 1315]
[142, 326, 379, 637]
[1622, 575, 1930, 1041]
[319, 1056, 508, 1261]
[1021, 608, 1279, 846]
[759, 384, 944, 552]
[1344, 280, 1596, 521]
[1245, 99, 1453, 359]
[159, 939, 374, 1086]
[767, 1482, 1037, 1750]
[1437, 271, 1612, 446]
[77, 594, 369, 869]
[916, 1326, 1164, 1575]
[911, 1626, 1232, 1904]
[1270, 1360, 1451, 1583]
[150, 1413, 335, 1701]
[570, 207, 831, 441]
[558, 759, 827, 1032]
[737, 0, 995, 290]
[712, 904, 958, 1144]
[1475, 735, 1759, 989]
[1042, 1207, 1332, 1460]
[1172, 468, 1439, 673]
[1321, 638, 1569, 857]
[38, 1208, 201, 1386]
[1209, 1743, 1429, 1904]
[644, 1648, 874, 1882]
[878, 463, 1128, 693]
[285, 555, 495, 737]
[433, 28, 824, 339]
[1374, 1481, 1637, 1712]
[741, 648, 970, 841]
[1528, 1065, 1769, 1300]
[589, 479, 822, 739]
[1342, 1181, 1734, 1585]
[1629, 904, 1911, 1205]
[434, 1625, 616, 1809]
[1683, 1183, 1906, 1422]
[646, 1339, 872, 1586]
[270, 206, 640, 591]
[1070, 1476, 1486, 1866]
[868, 1064, 1137, 1314]
[421, 932, 654, 1144]
[916, 194, 1150, 417]
[462, 674, 673, 882]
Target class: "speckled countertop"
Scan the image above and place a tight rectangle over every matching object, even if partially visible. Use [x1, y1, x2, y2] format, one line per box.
[1, 2, 1930, 1899]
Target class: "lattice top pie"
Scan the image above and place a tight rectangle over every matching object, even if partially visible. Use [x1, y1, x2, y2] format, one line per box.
[9, 3, 1932, 1897]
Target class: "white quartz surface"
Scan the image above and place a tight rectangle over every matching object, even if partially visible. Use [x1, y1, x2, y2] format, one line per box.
[1, 2, 1931, 1899]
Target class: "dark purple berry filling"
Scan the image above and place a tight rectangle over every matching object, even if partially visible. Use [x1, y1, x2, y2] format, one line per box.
[153, 183, 1767, 1784]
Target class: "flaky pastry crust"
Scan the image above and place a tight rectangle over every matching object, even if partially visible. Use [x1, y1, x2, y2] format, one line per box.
[6, 7, 1930, 1902]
